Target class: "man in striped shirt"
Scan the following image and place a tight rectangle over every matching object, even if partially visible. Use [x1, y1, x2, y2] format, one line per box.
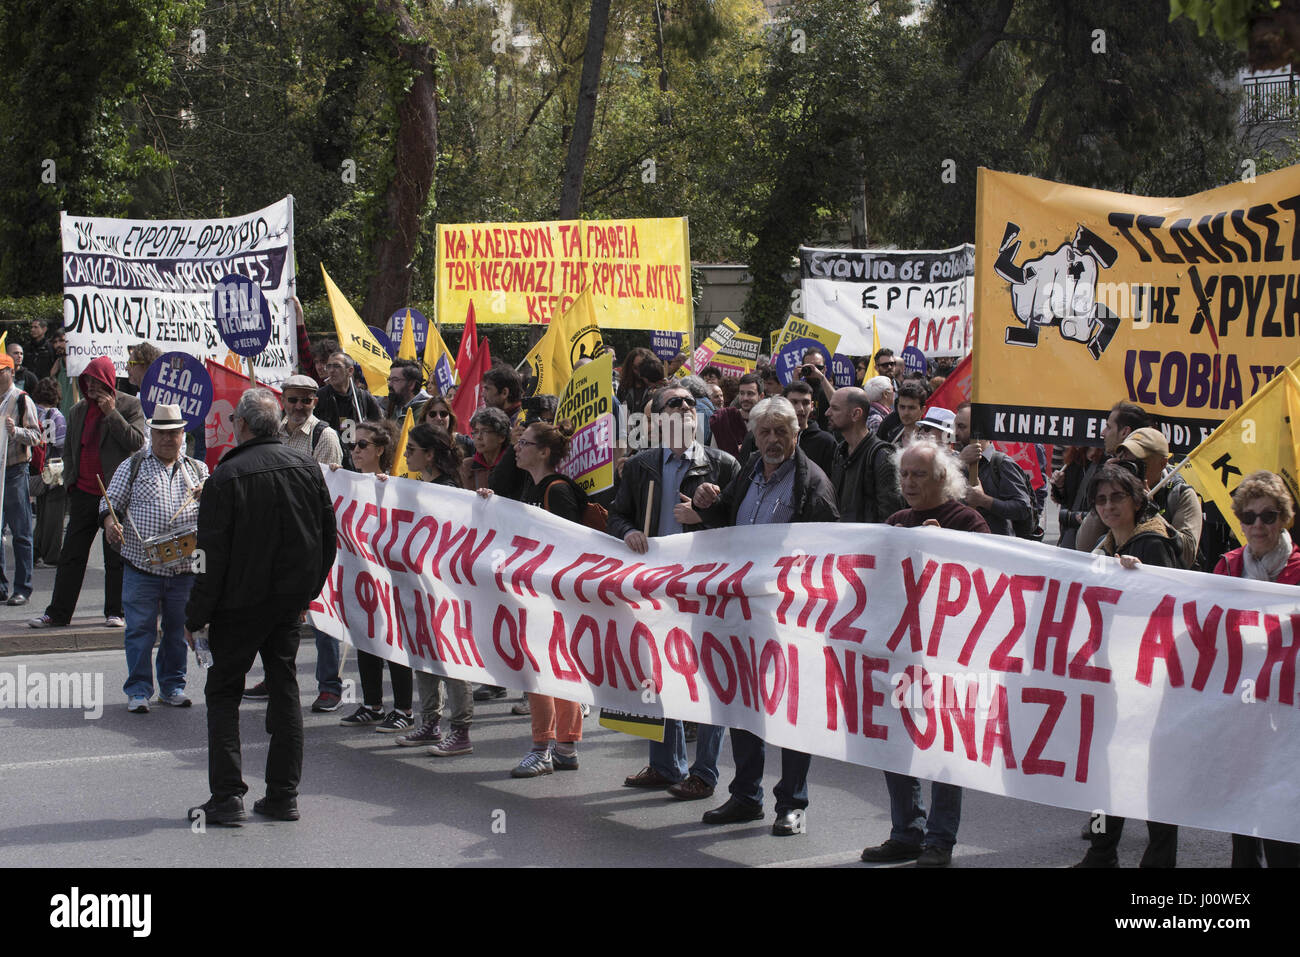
[101, 404, 209, 713]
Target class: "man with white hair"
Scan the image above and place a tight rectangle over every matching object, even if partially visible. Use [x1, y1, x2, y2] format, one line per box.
[860, 438, 987, 867]
[863, 375, 895, 436]
[692, 396, 837, 837]
[185, 388, 337, 826]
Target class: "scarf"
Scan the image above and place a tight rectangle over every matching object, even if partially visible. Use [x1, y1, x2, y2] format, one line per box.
[1243, 528, 1293, 582]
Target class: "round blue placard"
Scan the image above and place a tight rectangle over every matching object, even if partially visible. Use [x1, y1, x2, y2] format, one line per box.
[901, 345, 929, 376]
[775, 337, 832, 386]
[212, 274, 272, 357]
[138, 352, 213, 431]
[387, 308, 429, 357]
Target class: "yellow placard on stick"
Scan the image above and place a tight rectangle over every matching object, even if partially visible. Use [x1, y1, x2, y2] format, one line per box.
[437, 218, 691, 332]
[556, 351, 615, 494]
[973, 165, 1300, 453]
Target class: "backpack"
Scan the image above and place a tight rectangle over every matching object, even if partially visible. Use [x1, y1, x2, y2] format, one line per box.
[988, 450, 1040, 540]
[124, 449, 204, 510]
[543, 475, 609, 532]
[850, 434, 897, 522]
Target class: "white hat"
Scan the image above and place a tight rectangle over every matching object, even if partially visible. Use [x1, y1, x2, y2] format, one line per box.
[147, 404, 187, 431]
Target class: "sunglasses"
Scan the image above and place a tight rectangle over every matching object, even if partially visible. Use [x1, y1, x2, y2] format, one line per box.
[1239, 509, 1280, 526]
[284, 396, 313, 405]
[665, 396, 696, 409]
[354, 439, 373, 451]
[428, 409, 450, 418]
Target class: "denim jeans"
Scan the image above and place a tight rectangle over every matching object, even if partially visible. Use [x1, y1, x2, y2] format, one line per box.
[0, 461, 34, 597]
[884, 771, 963, 851]
[728, 728, 810, 812]
[121, 565, 193, 699]
[313, 627, 342, 696]
[649, 720, 724, 787]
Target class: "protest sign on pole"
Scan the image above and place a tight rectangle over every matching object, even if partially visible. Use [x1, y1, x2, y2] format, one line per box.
[650, 331, 686, 363]
[139, 353, 212, 431]
[61, 197, 296, 388]
[682, 317, 741, 376]
[310, 470, 1300, 844]
[973, 165, 1300, 453]
[556, 351, 615, 494]
[800, 244, 974, 358]
[772, 315, 841, 385]
[436, 218, 691, 331]
[713, 331, 762, 378]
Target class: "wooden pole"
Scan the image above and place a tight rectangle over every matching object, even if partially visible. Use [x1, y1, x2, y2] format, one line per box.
[246, 355, 258, 386]
[643, 480, 655, 537]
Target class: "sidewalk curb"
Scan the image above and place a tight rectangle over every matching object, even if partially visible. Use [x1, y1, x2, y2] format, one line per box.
[0, 624, 123, 657]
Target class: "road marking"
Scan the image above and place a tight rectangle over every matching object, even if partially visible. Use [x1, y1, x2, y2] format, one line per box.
[0, 742, 266, 773]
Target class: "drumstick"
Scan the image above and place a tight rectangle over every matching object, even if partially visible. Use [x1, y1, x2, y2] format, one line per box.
[644, 480, 655, 537]
[166, 484, 201, 524]
[97, 475, 143, 543]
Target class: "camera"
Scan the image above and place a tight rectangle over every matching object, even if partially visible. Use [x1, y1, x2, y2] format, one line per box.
[521, 394, 557, 425]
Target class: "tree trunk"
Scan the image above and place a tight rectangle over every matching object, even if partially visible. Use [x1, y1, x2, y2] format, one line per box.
[558, 0, 611, 219]
[362, 0, 438, 328]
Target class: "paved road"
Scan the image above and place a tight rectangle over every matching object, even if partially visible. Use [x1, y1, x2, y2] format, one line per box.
[0, 640, 1236, 869]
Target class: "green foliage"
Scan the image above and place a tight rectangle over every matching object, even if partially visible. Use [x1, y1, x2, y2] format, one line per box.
[1169, 0, 1278, 49]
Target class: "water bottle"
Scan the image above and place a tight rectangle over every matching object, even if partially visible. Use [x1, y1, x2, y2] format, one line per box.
[193, 628, 212, 668]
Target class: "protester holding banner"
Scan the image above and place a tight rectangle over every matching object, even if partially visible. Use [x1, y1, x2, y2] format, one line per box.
[30, 356, 145, 629]
[465, 407, 511, 492]
[478, 420, 589, 777]
[315, 352, 381, 468]
[1112, 427, 1202, 570]
[859, 438, 988, 867]
[329, 420, 417, 733]
[827, 387, 903, 524]
[385, 422, 477, 753]
[415, 394, 458, 434]
[100, 404, 208, 713]
[1207, 471, 1300, 867]
[693, 396, 836, 835]
[0, 353, 43, 606]
[609, 384, 739, 800]
[1074, 461, 1181, 868]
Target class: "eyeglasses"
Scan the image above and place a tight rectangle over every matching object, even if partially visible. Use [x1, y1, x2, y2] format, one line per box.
[516, 438, 538, 448]
[354, 439, 373, 451]
[428, 409, 450, 418]
[1239, 509, 1280, 526]
[665, 396, 696, 410]
[284, 396, 313, 405]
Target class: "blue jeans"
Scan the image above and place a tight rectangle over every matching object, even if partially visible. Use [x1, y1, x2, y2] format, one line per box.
[314, 627, 342, 695]
[649, 720, 724, 787]
[728, 728, 811, 812]
[0, 462, 34, 597]
[121, 565, 193, 699]
[884, 771, 963, 852]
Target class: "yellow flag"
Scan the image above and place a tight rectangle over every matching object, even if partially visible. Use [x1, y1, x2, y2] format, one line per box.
[320, 264, 390, 398]
[521, 287, 602, 397]
[396, 308, 418, 362]
[863, 317, 880, 382]
[391, 407, 421, 479]
[0, 331, 7, 354]
[1181, 360, 1300, 546]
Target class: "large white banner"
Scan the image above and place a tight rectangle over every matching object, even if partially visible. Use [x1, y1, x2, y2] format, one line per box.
[309, 468, 1300, 843]
[800, 244, 974, 358]
[60, 197, 296, 387]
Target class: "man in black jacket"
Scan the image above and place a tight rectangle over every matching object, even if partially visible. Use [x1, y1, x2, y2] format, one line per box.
[315, 351, 381, 468]
[953, 402, 1033, 537]
[827, 386, 903, 523]
[692, 396, 838, 836]
[185, 388, 337, 826]
[609, 385, 740, 801]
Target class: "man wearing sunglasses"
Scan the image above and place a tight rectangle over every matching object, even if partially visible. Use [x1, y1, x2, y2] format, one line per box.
[609, 385, 740, 802]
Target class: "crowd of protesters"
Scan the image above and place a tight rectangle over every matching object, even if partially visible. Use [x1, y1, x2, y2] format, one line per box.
[7, 315, 1295, 867]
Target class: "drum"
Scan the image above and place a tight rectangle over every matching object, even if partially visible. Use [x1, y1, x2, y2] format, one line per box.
[142, 526, 199, 571]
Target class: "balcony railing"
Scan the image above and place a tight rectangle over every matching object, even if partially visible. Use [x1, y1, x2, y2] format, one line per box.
[1242, 74, 1299, 125]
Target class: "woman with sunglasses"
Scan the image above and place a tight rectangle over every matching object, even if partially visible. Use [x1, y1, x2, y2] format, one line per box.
[331, 420, 419, 734]
[417, 395, 457, 435]
[389, 422, 477, 756]
[1212, 470, 1300, 867]
[476, 419, 587, 777]
[1076, 461, 1181, 868]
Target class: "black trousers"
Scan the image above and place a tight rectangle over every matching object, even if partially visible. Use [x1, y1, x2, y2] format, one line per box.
[1088, 816, 1178, 867]
[1231, 834, 1300, 868]
[205, 608, 304, 801]
[46, 486, 123, 621]
[357, 649, 412, 711]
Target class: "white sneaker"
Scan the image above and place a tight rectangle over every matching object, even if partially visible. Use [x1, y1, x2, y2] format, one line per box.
[158, 691, 192, 708]
[127, 696, 150, 714]
[105, 616, 125, 628]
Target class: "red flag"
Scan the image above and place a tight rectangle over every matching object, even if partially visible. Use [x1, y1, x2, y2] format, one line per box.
[204, 360, 281, 470]
[450, 337, 491, 434]
[455, 301, 478, 382]
[924, 354, 1050, 489]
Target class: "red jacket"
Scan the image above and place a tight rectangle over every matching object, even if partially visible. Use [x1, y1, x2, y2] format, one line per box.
[1213, 542, 1300, 584]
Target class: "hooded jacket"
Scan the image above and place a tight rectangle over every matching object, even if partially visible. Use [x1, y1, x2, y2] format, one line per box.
[1097, 513, 1181, 569]
[63, 356, 146, 491]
